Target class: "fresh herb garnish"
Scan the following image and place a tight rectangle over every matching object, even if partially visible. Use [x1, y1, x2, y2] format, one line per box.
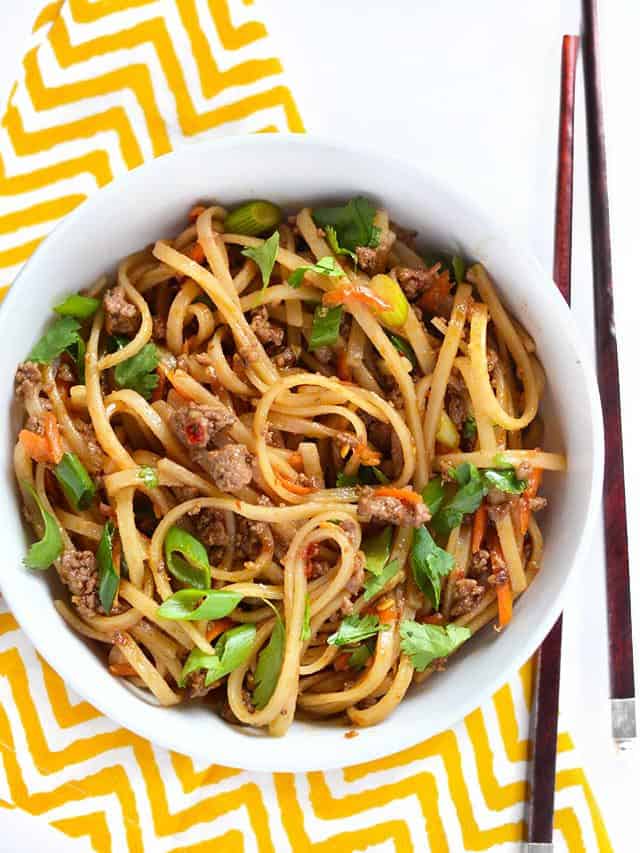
[180, 624, 256, 688]
[336, 465, 388, 488]
[113, 342, 159, 400]
[21, 481, 63, 570]
[224, 201, 282, 236]
[253, 614, 285, 708]
[28, 317, 82, 364]
[421, 477, 445, 515]
[483, 468, 528, 495]
[288, 256, 344, 288]
[54, 293, 100, 319]
[157, 589, 241, 621]
[241, 230, 280, 289]
[137, 466, 159, 489]
[387, 332, 417, 368]
[312, 197, 380, 252]
[462, 416, 478, 441]
[96, 520, 119, 614]
[411, 526, 454, 610]
[399, 620, 471, 671]
[452, 256, 465, 285]
[362, 527, 392, 576]
[348, 644, 372, 670]
[54, 452, 95, 511]
[363, 558, 400, 602]
[301, 594, 311, 642]
[325, 225, 357, 262]
[309, 304, 343, 350]
[328, 613, 388, 646]
[164, 526, 211, 590]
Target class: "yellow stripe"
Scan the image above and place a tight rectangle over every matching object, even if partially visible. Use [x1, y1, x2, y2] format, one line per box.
[51, 812, 112, 853]
[32, 1, 64, 33]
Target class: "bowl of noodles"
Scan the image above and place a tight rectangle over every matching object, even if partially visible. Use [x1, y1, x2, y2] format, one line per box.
[0, 135, 603, 771]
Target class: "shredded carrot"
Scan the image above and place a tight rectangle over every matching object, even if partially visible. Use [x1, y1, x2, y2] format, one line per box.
[188, 241, 205, 264]
[376, 597, 397, 624]
[323, 283, 391, 313]
[418, 269, 453, 314]
[109, 662, 137, 677]
[519, 467, 543, 535]
[18, 429, 52, 463]
[471, 503, 488, 553]
[374, 486, 422, 505]
[287, 451, 304, 472]
[336, 349, 352, 382]
[43, 413, 64, 464]
[496, 582, 513, 630]
[206, 618, 235, 643]
[188, 204, 206, 222]
[275, 471, 314, 495]
[151, 367, 166, 403]
[355, 443, 382, 467]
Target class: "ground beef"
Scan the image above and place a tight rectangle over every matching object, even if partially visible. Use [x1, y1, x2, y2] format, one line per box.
[313, 346, 334, 365]
[379, 372, 404, 409]
[250, 306, 284, 348]
[516, 460, 533, 482]
[450, 578, 485, 618]
[273, 347, 297, 369]
[172, 485, 200, 502]
[56, 361, 75, 383]
[528, 496, 548, 512]
[25, 416, 44, 435]
[390, 222, 418, 249]
[235, 517, 273, 561]
[103, 285, 140, 336]
[195, 444, 253, 492]
[355, 231, 395, 275]
[345, 554, 365, 596]
[190, 507, 228, 547]
[170, 402, 234, 450]
[468, 549, 490, 578]
[59, 550, 100, 617]
[185, 670, 216, 699]
[446, 387, 467, 429]
[15, 361, 41, 400]
[152, 315, 167, 341]
[395, 266, 441, 301]
[73, 418, 104, 468]
[357, 487, 431, 528]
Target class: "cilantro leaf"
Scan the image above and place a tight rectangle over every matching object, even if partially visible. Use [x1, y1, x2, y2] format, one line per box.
[348, 644, 372, 670]
[325, 225, 357, 262]
[483, 468, 527, 494]
[411, 526, 454, 610]
[335, 471, 358, 488]
[432, 463, 484, 535]
[363, 558, 400, 601]
[421, 478, 445, 515]
[29, 317, 82, 364]
[399, 620, 471, 672]
[336, 466, 388, 488]
[289, 256, 344, 288]
[301, 595, 311, 642]
[241, 231, 280, 289]
[309, 305, 343, 350]
[328, 613, 388, 646]
[362, 527, 392, 576]
[252, 614, 285, 708]
[312, 197, 380, 252]
[114, 343, 159, 400]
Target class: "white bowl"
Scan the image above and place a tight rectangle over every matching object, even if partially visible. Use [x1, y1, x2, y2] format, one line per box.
[0, 135, 603, 772]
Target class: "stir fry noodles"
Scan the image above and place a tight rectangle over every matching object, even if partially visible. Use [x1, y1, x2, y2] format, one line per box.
[14, 197, 565, 733]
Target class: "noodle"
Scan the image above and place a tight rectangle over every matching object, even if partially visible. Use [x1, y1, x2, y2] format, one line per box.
[13, 196, 564, 735]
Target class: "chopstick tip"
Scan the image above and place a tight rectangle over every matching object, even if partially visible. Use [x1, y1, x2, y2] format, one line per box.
[611, 697, 636, 748]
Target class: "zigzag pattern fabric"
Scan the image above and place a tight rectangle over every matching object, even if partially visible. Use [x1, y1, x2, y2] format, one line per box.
[0, 2, 612, 850]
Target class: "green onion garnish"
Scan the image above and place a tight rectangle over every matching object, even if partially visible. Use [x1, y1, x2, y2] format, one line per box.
[179, 623, 256, 688]
[97, 520, 119, 614]
[164, 526, 211, 590]
[22, 481, 63, 570]
[54, 293, 100, 319]
[54, 452, 95, 511]
[224, 200, 282, 236]
[157, 589, 241, 621]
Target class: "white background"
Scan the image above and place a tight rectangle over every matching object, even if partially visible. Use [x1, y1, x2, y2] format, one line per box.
[0, 1, 638, 850]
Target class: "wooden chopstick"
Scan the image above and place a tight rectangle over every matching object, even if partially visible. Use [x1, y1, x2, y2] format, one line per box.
[526, 34, 579, 852]
[582, 0, 636, 745]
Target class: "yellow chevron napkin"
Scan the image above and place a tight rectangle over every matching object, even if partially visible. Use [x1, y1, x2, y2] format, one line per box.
[0, 2, 612, 851]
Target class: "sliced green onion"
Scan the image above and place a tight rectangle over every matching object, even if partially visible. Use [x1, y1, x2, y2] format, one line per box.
[362, 526, 392, 576]
[164, 526, 211, 590]
[157, 589, 241, 621]
[22, 481, 63, 570]
[387, 332, 417, 368]
[369, 274, 409, 328]
[179, 623, 256, 688]
[452, 255, 465, 284]
[72, 335, 86, 383]
[252, 614, 285, 708]
[348, 645, 372, 670]
[54, 293, 100, 319]
[224, 200, 282, 236]
[137, 466, 158, 489]
[54, 452, 95, 511]
[309, 305, 343, 351]
[97, 520, 119, 614]
[300, 595, 311, 642]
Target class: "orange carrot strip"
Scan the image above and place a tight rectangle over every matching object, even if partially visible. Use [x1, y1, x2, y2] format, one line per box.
[496, 582, 513, 629]
[206, 618, 235, 643]
[323, 284, 391, 313]
[109, 662, 137, 677]
[18, 429, 52, 463]
[336, 349, 352, 382]
[356, 443, 382, 467]
[275, 472, 314, 495]
[334, 653, 351, 672]
[287, 451, 304, 472]
[420, 612, 445, 625]
[43, 413, 64, 464]
[519, 468, 543, 535]
[189, 242, 205, 263]
[188, 204, 206, 222]
[471, 504, 488, 553]
[374, 486, 422, 505]
[151, 367, 166, 403]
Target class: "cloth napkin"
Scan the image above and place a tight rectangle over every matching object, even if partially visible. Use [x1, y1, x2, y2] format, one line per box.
[0, 2, 612, 851]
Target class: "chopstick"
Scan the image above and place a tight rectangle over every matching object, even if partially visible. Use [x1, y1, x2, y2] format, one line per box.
[526, 34, 579, 852]
[583, 0, 636, 746]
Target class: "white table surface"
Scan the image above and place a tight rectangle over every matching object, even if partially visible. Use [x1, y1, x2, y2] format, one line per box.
[0, 1, 638, 851]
